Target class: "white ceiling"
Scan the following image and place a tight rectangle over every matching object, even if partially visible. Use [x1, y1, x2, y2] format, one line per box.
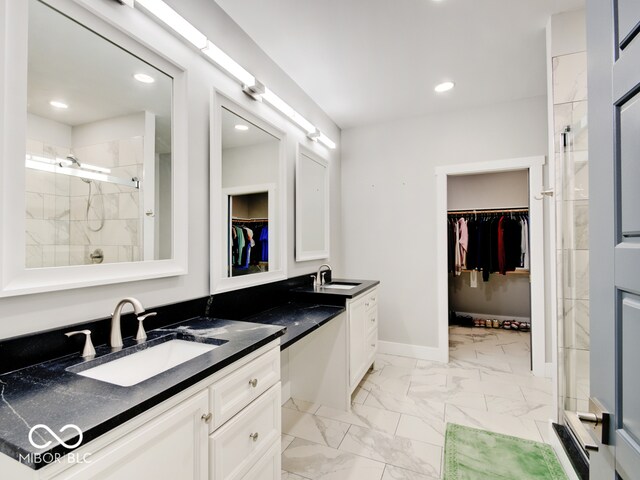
[28, 0, 172, 152]
[215, 0, 584, 129]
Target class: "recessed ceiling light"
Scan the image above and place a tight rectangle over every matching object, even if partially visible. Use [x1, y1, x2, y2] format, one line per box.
[234, 125, 249, 131]
[49, 100, 68, 109]
[434, 81, 455, 93]
[134, 73, 155, 84]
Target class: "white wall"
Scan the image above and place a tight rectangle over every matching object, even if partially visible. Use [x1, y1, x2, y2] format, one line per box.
[341, 96, 547, 350]
[447, 170, 529, 210]
[0, 0, 341, 339]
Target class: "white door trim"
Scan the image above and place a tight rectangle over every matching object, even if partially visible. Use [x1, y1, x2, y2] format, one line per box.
[435, 156, 547, 377]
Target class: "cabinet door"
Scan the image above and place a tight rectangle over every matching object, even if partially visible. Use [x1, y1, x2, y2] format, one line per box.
[53, 390, 209, 480]
[349, 298, 367, 387]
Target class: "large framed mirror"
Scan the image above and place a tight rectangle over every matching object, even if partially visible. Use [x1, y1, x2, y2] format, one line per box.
[211, 94, 286, 293]
[0, 0, 188, 296]
[295, 146, 330, 261]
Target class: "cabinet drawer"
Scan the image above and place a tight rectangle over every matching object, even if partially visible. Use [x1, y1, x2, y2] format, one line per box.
[365, 308, 378, 336]
[210, 383, 281, 480]
[240, 440, 281, 480]
[210, 346, 280, 429]
[366, 329, 378, 365]
[364, 288, 378, 311]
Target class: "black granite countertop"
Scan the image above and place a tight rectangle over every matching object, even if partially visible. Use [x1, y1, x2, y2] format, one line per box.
[0, 317, 284, 470]
[243, 302, 345, 349]
[291, 278, 380, 302]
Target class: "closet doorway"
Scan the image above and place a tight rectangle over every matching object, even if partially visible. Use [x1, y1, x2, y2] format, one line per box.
[435, 157, 546, 377]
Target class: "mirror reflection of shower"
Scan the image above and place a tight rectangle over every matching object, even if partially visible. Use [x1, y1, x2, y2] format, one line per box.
[64, 154, 105, 232]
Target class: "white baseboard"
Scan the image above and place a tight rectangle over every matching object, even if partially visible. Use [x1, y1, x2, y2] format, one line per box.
[549, 421, 581, 480]
[455, 311, 531, 323]
[378, 340, 448, 363]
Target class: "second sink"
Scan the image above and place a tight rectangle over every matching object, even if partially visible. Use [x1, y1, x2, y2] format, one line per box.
[73, 338, 222, 387]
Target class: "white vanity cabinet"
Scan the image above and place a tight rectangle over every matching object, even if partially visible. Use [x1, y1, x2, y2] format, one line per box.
[348, 287, 379, 392]
[2, 342, 281, 480]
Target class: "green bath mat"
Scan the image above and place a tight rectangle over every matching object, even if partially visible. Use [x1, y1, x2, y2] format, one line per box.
[444, 423, 568, 480]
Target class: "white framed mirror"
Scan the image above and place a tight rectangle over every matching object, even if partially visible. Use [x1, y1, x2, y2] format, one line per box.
[295, 146, 330, 261]
[0, 0, 188, 297]
[210, 92, 287, 293]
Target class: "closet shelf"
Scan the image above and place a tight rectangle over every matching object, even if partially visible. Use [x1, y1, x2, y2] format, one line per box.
[460, 269, 530, 277]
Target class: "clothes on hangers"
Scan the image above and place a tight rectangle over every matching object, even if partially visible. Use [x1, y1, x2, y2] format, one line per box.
[447, 210, 529, 281]
[231, 221, 269, 268]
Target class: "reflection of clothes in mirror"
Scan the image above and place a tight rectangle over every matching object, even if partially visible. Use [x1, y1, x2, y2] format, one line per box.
[260, 226, 268, 261]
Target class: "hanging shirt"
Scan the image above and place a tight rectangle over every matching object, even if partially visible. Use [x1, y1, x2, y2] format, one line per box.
[522, 217, 530, 269]
[458, 218, 468, 270]
[454, 220, 461, 275]
[234, 226, 245, 266]
[260, 226, 269, 261]
[497, 216, 506, 274]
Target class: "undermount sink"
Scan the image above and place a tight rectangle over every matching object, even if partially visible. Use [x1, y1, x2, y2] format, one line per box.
[74, 339, 220, 387]
[321, 282, 360, 290]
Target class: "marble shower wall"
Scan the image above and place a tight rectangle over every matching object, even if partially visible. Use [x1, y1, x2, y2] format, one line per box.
[552, 51, 590, 412]
[25, 136, 144, 268]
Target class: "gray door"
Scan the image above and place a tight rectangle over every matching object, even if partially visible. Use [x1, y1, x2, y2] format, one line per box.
[588, 0, 640, 478]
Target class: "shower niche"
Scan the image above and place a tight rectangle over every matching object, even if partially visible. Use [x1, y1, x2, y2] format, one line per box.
[24, 0, 172, 268]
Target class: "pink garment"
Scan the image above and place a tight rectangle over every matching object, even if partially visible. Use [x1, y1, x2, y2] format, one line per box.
[457, 218, 468, 270]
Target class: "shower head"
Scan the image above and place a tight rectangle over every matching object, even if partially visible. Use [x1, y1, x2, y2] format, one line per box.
[66, 154, 81, 167]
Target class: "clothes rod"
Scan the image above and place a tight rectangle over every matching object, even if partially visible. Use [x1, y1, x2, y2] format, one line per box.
[232, 217, 268, 222]
[447, 207, 529, 215]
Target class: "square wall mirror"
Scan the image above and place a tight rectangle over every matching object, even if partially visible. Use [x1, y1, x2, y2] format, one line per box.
[26, 0, 172, 268]
[295, 146, 329, 261]
[210, 95, 286, 293]
[0, 0, 188, 296]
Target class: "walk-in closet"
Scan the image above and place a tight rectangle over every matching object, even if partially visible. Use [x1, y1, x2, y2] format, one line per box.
[447, 170, 532, 369]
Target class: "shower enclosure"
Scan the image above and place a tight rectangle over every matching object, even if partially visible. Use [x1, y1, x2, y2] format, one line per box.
[555, 103, 591, 453]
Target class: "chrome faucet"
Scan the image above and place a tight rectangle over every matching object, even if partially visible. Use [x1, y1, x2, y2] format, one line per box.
[111, 297, 145, 349]
[315, 264, 332, 287]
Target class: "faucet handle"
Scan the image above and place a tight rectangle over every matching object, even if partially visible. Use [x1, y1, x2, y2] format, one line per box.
[310, 275, 317, 288]
[321, 271, 327, 285]
[135, 312, 156, 341]
[65, 330, 96, 359]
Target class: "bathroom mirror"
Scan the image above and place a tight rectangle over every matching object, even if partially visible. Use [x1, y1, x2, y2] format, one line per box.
[295, 146, 330, 261]
[25, 0, 172, 268]
[0, 0, 188, 296]
[211, 95, 286, 293]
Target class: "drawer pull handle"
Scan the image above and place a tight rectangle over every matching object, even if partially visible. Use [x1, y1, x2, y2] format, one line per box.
[249, 378, 258, 388]
[370, 317, 376, 322]
[249, 432, 259, 441]
[201, 413, 212, 423]
[365, 302, 370, 307]
[371, 343, 376, 347]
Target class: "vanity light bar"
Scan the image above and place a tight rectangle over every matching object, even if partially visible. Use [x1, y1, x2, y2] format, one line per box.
[134, 0, 207, 49]
[130, 0, 336, 150]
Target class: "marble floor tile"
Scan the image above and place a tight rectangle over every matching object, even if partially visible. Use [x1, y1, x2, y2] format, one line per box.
[376, 353, 419, 369]
[413, 361, 482, 380]
[315, 403, 401, 435]
[501, 342, 532, 357]
[283, 437, 385, 480]
[379, 366, 452, 385]
[282, 434, 295, 452]
[339, 425, 442, 478]
[351, 385, 369, 404]
[282, 408, 350, 448]
[408, 382, 487, 410]
[485, 395, 554, 422]
[361, 371, 415, 393]
[364, 387, 446, 420]
[520, 384, 553, 405]
[445, 404, 542, 442]
[446, 376, 525, 401]
[282, 470, 311, 480]
[395, 413, 446, 447]
[284, 397, 321, 414]
[480, 369, 553, 390]
[381, 464, 439, 480]
[536, 420, 553, 444]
